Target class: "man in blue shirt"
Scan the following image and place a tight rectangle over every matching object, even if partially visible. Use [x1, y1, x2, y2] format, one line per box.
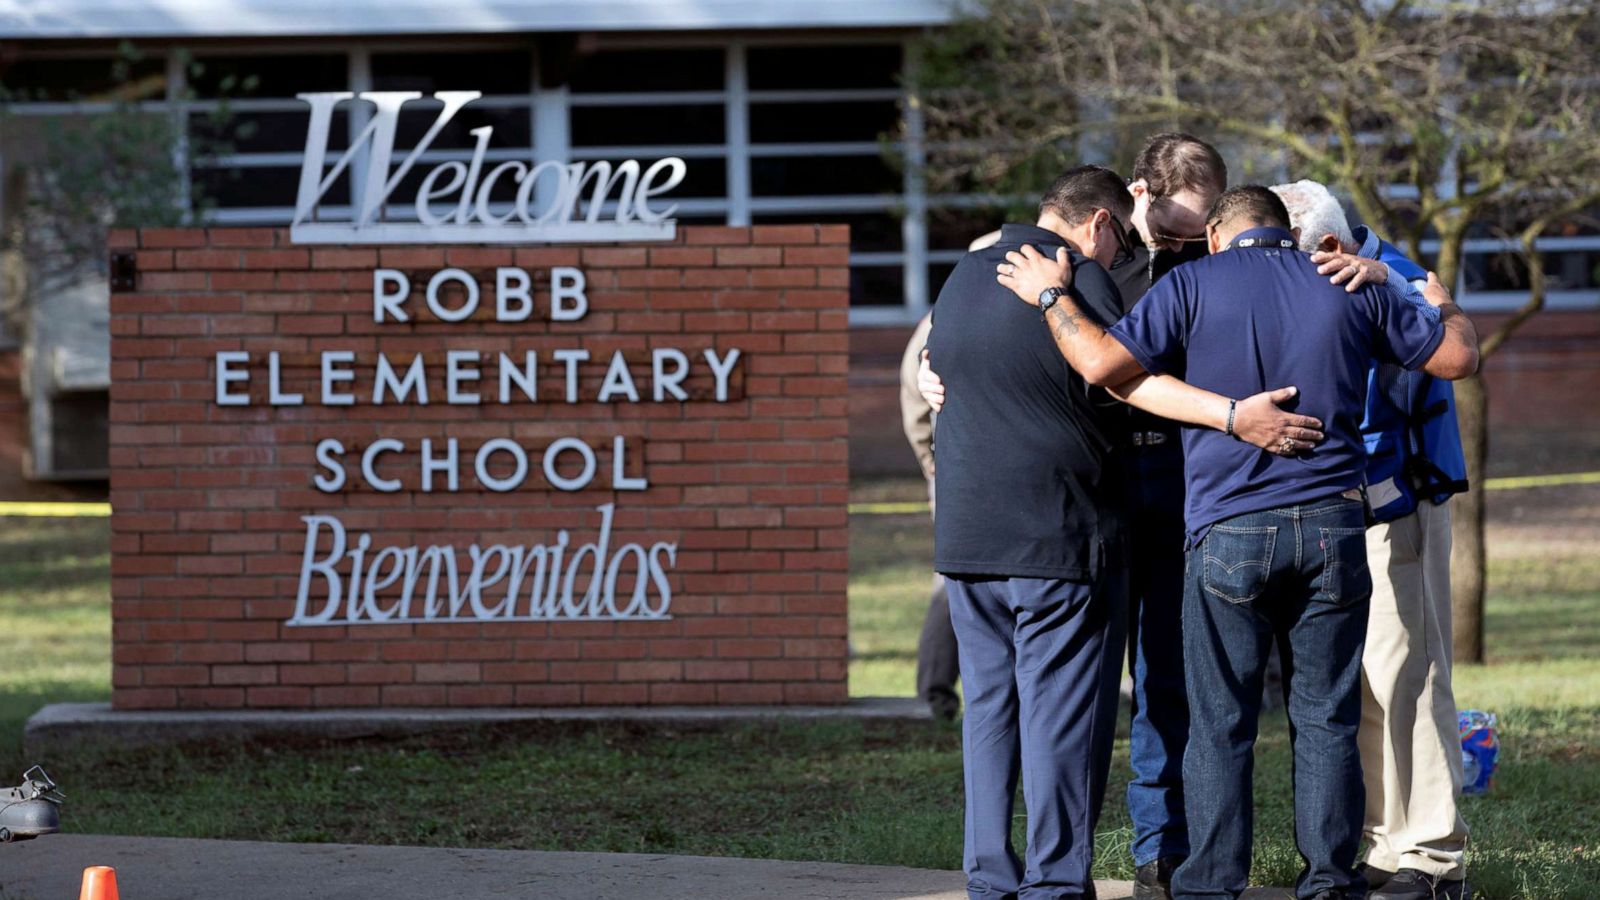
[1276, 180, 1473, 900]
[992, 185, 1479, 900]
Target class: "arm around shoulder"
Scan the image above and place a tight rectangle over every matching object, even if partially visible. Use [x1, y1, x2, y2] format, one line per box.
[1419, 273, 1480, 380]
[996, 244, 1146, 387]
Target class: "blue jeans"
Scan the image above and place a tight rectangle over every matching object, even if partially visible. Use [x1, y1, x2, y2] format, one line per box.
[947, 570, 1128, 900]
[1172, 496, 1371, 900]
[1124, 444, 1190, 867]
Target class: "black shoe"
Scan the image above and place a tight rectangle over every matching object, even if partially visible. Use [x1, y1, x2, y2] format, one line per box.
[1132, 855, 1183, 900]
[1358, 862, 1397, 889]
[1372, 868, 1468, 900]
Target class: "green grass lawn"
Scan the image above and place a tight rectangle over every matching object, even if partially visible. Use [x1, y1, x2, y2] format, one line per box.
[2, 486, 1598, 898]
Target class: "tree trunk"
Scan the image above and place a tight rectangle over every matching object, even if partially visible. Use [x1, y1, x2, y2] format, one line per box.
[1450, 372, 1488, 664]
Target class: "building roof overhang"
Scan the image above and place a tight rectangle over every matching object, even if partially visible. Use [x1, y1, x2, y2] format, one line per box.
[0, 0, 960, 40]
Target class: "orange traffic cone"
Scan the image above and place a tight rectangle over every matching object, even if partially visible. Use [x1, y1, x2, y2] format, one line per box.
[78, 866, 119, 900]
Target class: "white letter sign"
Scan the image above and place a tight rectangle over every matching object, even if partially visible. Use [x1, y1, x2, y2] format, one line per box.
[290, 92, 682, 244]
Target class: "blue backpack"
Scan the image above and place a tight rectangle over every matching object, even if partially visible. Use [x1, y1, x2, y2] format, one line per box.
[1358, 234, 1469, 522]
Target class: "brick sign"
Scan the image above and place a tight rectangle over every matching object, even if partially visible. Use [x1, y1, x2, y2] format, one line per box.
[107, 225, 849, 710]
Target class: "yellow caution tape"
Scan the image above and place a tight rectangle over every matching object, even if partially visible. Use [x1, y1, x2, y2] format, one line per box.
[0, 501, 112, 517]
[1, 471, 1596, 519]
[847, 470, 1600, 515]
[1482, 470, 1600, 491]
[847, 501, 930, 516]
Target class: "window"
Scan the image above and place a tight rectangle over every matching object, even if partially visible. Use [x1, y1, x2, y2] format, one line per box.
[188, 53, 345, 99]
[751, 155, 898, 197]
[191, 109, 343, 154]
[749, 101, 898, 143]
[0, 55, 165, 101]
[569, 49, 724, 93]
[196, 166, 333, 209]
[850, 266, 904, 308]
[740, 43, 915, 314]
[928, 206, 1008, 252]
[370, 51, 532, 95]
[571, 104, 724, 147]
[50, 390, 109, 476]
[747, 45, 901, 91]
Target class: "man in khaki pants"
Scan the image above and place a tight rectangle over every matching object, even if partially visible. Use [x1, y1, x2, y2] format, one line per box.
[1360, 495, 1467, 896]
[900, 312, 961, 721]
[1274, 180, 1472, 900]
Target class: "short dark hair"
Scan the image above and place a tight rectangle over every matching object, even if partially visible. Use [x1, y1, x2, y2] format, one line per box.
[1205, 185, 1293, 232]
[1132, 132, 1228, 200]
[1038, 164, 1134, 227]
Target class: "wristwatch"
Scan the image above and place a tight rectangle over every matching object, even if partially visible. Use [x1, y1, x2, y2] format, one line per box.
[1038, 286, 1067, 318]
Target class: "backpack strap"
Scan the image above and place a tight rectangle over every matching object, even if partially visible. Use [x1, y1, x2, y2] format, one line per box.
[1405, 374, 1470, 497]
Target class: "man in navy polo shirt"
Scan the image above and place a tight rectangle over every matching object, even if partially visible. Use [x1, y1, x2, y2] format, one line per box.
[993, 185, 1479, 900]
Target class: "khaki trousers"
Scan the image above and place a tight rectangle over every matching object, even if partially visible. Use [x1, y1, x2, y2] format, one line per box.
[1359, 499, 1470, 879]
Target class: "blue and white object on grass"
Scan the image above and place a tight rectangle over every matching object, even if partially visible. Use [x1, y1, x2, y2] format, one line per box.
[1459, 710, 1499, 795]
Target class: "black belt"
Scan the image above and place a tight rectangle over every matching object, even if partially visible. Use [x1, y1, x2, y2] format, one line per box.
[1126, 430, 1175, 447]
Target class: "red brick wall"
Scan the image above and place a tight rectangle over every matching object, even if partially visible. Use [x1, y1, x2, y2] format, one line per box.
[1469, 310, 1600, 430]
[107, 225, 850, 710]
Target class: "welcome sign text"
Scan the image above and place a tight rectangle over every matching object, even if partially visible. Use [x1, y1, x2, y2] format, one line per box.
[290, 91, 687, 244]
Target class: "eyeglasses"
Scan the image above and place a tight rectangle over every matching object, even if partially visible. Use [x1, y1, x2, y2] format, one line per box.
[1107, 213, 1137, 269]
[1148, 229, 1208, 246]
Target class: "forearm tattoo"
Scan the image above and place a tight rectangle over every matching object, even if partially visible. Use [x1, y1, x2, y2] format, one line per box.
[1047, 301, 1083, 340]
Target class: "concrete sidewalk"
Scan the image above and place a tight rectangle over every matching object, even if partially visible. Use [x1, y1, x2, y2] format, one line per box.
[0, 835, 1296, 899]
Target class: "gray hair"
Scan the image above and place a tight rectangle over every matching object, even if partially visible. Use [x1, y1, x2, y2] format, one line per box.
[1269, 180, 1355, 253]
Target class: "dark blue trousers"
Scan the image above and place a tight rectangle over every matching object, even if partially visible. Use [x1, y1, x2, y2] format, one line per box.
[1123, 444, 1191, 867]
[947, 570, 1128, 900]
[1172, 496, 1371, 900]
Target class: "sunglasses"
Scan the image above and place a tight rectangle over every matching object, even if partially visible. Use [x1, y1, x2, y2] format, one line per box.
[1106, 212, 1137, 269]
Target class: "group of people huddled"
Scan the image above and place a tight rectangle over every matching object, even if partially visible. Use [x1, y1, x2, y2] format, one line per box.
[901, 134, 1477, 900]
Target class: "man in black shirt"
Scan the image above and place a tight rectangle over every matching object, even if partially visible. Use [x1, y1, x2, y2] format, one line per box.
[926, 135, 1229, 900]
[928, 164, 1135, 900]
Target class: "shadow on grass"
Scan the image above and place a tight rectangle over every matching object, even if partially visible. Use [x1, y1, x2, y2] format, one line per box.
[0, 518, 111, 593]
[0, 682, 110, 772]
[0, 564, 112, 594]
